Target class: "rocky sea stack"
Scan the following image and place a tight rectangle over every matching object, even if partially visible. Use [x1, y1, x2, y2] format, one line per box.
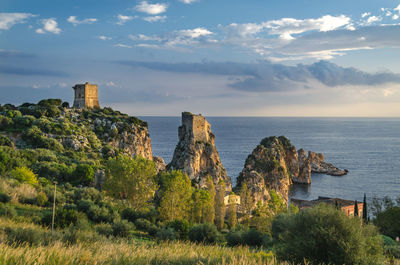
[236, 136, 347, 206]
[168, 112, 231, 190]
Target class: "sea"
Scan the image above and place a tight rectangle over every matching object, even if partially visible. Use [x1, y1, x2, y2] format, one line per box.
[141, 117, 400, 202]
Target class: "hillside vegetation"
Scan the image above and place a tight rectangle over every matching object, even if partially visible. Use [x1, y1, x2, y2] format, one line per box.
[0, 99, 399, 265]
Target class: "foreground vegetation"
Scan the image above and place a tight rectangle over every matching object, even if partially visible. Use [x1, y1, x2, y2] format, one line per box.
[0, 99, 399, 264]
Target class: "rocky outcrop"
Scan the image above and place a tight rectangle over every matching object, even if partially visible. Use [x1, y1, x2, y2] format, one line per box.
[293, 149, 312, 184]
[153, 156, 166, 172]
[168, 112, 231, 190]
[237, 136, 348, 206]
[309, 151, 348, 176]
[236, 136, 297, 204]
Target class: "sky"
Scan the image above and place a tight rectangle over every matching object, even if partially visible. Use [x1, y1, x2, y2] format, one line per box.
[1, 0, 400, 116]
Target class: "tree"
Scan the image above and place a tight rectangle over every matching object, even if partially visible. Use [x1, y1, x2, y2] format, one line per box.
[272, 204, 384, 265]
[239, 183, 253, 226]
[374, 206, 400, 239]
[158, 170, 192, 221]
[214, 180, 226, 230]
[190, 189, 214, 224]
[10, 166, 37, 185]
[227, 193, 237, 229]
[205, 175, 215, 224]
[354, 200, 359, 217]
[363, 194, 368, 223]
[103, 155, 157, 211]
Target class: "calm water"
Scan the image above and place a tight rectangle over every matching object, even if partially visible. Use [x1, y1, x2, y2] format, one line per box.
[141, 117, 400, 202]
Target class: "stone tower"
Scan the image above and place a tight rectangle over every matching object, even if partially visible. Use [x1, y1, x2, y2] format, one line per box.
[72, 82, 100, 108]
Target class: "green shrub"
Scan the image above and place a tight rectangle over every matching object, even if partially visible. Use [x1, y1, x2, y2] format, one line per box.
[166, 219, 189, 240]
[72, 164, 94, 185]
[62, 227, 102, 245]
[189, 223, 221, 244]
[0, 192, 11, 203]
[134, 218, 159, 236]
[42, 208, 79, 228]
[0, 135, 13, 147]
[271, 204, 384, 265]
[112, 220, 135, 237]
[87, 204, 117, 223]
[10, 166, 38, 185]
[156, 227, 177, 241]
[5, 227, 55, 246]
[242, 229, 264, 247]
[95, 223, 113, 237]
[226, 230, 243, 246]
[0, 204, 17, 218]
[36, 191, 48, 206]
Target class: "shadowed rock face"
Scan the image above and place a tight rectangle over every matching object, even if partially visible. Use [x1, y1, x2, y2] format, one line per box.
[236, 136, 347, 207]
[168, 112, 231, 190]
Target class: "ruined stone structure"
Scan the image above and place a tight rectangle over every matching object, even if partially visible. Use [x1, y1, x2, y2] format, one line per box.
[73, 82, 100, 108]
[168, 112, 232, 190]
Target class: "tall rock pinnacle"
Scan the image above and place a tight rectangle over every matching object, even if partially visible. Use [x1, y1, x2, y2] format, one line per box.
[168, 112, 232, 190]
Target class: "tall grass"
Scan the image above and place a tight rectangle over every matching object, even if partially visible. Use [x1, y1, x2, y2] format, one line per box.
[0, 241, 279, 265]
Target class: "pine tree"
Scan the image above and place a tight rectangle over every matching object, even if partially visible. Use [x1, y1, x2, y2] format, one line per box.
[205, 175, 216, 224]
[214, 180, 226, 230]
[239, 183, 253, 226]
[363, 193, 368, 223]
[227, 193, 237, 229]
[354, 200, 359, 217]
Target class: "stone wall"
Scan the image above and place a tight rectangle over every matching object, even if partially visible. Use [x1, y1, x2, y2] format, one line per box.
[181, 112, 210, 143]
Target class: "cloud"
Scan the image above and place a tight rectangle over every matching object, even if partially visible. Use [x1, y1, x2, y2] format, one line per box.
[361, 12, 371, 18]
[0, 13, 35, 30]
[114, 44, 133, 48]
[98, 35, 112, 40]
[263, 15, 351, 40]
[129, 27, 214, 49]
[135, 1, 168, 15]
[116, 60, 400, 92]
[0, 65, 68, 76]
[116, 14, 136, 25]
[0, 50, 35, 59]
[36, 18, 61, 34]
[143, 15, 167, 22]
[178, 0, 199, 3]
[366, 16, 382, 24]
[67, 16, 97, 26]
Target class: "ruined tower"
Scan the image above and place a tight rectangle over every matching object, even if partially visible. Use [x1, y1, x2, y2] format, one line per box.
[72, 82, 100, 108]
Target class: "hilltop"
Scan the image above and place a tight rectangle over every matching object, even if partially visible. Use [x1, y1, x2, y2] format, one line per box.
[0, 99, 153, 185]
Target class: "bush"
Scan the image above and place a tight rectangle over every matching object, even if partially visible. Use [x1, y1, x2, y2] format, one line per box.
[112, 220, 134, 237]
[0, 135, 13, 147]
[189, 223, 221, 244]
[42, 208, 79, 228]
[242, 229, 264, 247]
[134, 218, 159, 236]
[95, 223, 113, 237]
[72, 164, 95, 186]
[36, 191, 48, 206]
[166, 219, 189, 240]
[271, 204, 384, 265]
[87, 204, 117, 223]
[0, 204, 17, 218]
[226, 230, 243, 246]
[156, 227, 177, 241]
[9, 166, 38, 185]
[5, 227, 54, 246]
[0, 192, 11, 203]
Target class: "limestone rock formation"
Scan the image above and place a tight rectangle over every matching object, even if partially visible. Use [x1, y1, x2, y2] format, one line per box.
[153, 156, 166, 172]
[236, 136, 297, 204]
[236, 136, 348, 206]
[168, 112, 231, 190]
[309, 151, 348, 176]
[294, 149, 312, 184]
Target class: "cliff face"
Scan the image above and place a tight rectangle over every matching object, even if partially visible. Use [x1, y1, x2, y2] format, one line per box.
[168, 112, 231, 190]
[236, 136, 348, 207]
[237, 136, 296, 204]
